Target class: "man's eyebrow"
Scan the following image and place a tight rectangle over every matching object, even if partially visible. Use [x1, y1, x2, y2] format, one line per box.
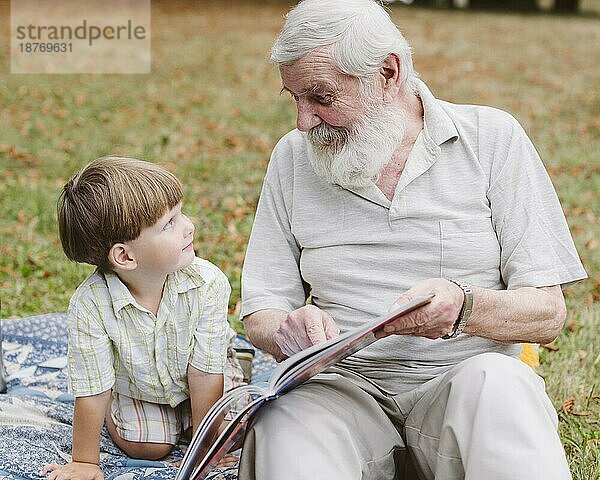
[280, 84, 335, 96]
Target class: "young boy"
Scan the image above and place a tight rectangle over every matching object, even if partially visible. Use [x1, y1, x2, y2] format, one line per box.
[42, 157, 244, 480]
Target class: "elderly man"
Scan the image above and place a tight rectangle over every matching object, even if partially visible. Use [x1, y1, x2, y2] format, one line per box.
[240, 0, 587, 478]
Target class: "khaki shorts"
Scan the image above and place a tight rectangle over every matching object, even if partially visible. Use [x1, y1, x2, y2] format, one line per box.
[110, 350, 246, 445]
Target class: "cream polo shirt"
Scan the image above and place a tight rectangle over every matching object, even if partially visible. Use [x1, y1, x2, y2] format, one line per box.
[241, 80, 587, 393]
[67, 256, 234, 407]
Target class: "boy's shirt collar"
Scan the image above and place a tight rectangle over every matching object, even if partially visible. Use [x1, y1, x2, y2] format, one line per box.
[103, 257, 205, 316]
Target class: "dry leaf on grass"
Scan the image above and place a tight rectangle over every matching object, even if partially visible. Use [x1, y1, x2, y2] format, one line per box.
[561, 397, 575, 414]
[542, 343, 560, 352]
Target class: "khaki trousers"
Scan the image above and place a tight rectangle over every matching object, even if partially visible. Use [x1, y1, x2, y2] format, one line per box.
[238, 353, 571, 480]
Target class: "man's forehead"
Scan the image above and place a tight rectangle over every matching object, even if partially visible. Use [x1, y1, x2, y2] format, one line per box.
[279, 52, 349, 94]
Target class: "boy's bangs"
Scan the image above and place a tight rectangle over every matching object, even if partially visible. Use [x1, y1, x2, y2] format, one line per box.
[121, 169, 184, 236]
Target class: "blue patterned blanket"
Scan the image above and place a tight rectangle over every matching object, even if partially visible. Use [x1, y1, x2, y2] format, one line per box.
[0, 314, 276, 480]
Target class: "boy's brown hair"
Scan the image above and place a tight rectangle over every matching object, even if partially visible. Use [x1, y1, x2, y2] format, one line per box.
[58, 156, 183, 272]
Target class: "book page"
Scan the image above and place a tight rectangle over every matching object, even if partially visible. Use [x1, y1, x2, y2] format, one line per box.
[176, 384, 266, 480]
[186, 394, 268, 480]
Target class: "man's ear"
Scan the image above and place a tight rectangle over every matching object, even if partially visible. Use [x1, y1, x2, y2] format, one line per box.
[379, 53, 402, 101]
[108, 243, 137, 271]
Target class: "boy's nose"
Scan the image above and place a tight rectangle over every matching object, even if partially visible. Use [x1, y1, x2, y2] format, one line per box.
[183, 214, 194, 236]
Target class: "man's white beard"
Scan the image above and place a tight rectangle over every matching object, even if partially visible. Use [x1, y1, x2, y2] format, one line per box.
[305, 102, 406, 190]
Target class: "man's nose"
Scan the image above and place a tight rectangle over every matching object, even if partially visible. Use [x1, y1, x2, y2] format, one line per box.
[296, 99, 321, 132]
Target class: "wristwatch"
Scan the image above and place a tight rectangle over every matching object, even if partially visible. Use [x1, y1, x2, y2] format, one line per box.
[442, 279, 473, 339]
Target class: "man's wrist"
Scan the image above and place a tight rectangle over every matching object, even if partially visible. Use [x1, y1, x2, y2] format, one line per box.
[442, 279, 473, 339]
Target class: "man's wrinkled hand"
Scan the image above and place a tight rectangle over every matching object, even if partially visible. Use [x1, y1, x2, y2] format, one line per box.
[375, 278, 464, 340]
[41, 462, 104, 480]
[274, 305, 340, 357]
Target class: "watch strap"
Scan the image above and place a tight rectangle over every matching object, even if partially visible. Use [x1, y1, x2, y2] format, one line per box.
[442, 279, 473, 339]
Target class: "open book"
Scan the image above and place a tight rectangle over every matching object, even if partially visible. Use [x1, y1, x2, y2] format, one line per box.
[176, 294, 433, 480]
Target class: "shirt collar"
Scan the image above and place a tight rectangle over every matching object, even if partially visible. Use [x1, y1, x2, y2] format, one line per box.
[414, 79, 459, 146]
[105, 271, 140, 314]
[105, 258, 205, 315]
[169, 259, 206, 295]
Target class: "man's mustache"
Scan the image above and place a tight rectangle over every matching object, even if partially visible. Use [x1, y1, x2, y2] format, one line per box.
[307, 123, 351, 150]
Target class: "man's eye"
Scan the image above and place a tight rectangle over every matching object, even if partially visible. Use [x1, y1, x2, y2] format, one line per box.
[315, 95, 333, 105]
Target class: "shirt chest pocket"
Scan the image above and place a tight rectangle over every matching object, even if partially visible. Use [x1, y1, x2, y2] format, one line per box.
[291, 194, 345, 249]
[439, 218, 501, 284]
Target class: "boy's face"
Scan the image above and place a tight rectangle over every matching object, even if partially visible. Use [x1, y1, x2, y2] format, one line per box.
[127, 202, 195, 276]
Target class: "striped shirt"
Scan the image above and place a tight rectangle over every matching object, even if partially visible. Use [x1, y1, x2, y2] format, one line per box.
[67, 256, 234, 407]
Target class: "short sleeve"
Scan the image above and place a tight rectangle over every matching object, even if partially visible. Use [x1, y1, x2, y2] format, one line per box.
[67, 293, 115, 396]
[189, 267, 232, 374]
[487, 119, 587, 289]
[241, 138, 309, 318]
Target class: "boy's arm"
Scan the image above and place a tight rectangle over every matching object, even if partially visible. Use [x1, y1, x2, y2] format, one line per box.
[187, 364, 224, 435]
[42, 390, 111, 480]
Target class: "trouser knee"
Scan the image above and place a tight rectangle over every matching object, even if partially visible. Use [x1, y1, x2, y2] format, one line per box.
[446, 352, 556, 424]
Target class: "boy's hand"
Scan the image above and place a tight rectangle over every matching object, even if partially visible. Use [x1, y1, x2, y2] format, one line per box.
[216, 453, 239, 468]
[41, 462, 104, 480]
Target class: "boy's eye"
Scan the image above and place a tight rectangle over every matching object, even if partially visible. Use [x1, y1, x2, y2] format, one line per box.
[163, 218, 175, 230]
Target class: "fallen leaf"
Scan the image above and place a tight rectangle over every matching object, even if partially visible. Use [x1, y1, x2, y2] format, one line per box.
[586, 239, 599, 250]
[542, 343, 560, 352]
[561, 397, 575, 414]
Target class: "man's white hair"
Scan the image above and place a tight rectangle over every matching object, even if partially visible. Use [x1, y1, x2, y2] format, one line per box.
[271, 0, 418, 88]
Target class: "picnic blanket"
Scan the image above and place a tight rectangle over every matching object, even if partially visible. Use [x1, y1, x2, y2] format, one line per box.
[0, 313, 276, 480]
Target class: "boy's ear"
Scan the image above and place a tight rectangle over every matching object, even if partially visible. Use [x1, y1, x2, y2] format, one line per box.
[108, 243, 137, 271]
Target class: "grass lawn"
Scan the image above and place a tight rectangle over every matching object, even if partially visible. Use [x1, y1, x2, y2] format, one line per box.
[0, 0, 598, 477]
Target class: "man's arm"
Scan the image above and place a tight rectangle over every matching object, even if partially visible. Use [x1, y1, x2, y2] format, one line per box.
[467, 284, 566, 344]
[246, 280, 566, 358]
[42, 390, 111, 480]
[244, 309, 287, 361]
[381, 278, 566, 344]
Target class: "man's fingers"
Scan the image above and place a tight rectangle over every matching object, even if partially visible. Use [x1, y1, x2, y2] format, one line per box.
[276, 306, 340, 356]
[323, 312, 340, 340]
[274, 329, 302, 357]
[373, 329, 391, 339]
[305, 315, 327, 345]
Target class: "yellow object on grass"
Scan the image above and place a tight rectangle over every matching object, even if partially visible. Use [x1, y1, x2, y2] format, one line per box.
[520, 343, 540, 368]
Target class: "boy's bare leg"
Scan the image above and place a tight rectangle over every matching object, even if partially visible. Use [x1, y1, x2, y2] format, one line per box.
[104, 402, 172, 460]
